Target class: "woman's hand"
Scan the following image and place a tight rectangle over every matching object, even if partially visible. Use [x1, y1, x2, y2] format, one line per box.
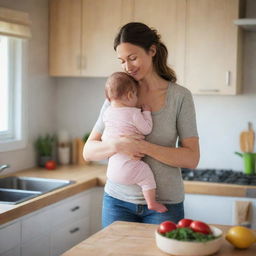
[115, 134, 145, 160]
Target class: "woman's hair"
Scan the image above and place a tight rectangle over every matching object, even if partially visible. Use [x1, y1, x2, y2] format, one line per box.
[114, 22, 176, 83]
[105, 72, 138, 101]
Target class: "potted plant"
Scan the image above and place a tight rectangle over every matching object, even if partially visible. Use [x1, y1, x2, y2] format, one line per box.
[35, 134, 56, 167]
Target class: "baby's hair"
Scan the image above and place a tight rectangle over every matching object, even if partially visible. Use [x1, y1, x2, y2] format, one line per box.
[105, 72, 138, 101]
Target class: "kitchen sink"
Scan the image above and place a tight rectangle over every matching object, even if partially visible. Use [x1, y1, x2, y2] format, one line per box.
[0, 176, 75, 204]
[0, 188, 42, 204]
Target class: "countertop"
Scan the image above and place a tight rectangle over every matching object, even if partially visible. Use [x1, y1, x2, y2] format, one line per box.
[0, 163, 255, 225]
[62, 221, 256, 256]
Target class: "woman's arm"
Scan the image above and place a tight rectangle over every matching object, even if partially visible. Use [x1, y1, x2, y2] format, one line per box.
[83, 130, 116, 161]
[83, 130, 146, 161]
[136, 136, 200, 169]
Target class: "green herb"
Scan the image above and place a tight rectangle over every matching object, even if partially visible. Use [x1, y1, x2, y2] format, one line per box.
[163, 228, 218, 242]
[35, 134, 55, 156]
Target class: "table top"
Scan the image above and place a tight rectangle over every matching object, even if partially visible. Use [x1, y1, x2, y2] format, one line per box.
[62, 221, 256, 256]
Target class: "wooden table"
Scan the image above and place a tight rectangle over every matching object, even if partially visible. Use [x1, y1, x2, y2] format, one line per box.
[62, 221, 256, 256]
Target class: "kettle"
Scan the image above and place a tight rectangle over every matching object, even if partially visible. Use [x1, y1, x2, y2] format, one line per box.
[235, 152, 256, 175]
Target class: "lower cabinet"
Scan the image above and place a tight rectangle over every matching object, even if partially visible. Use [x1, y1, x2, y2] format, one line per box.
[184, 193, 256, 228]
[0, 221, 20, 256]
[0, 187, 104, 256]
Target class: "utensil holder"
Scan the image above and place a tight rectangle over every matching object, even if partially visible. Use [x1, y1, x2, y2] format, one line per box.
[235, 152, 256, 175]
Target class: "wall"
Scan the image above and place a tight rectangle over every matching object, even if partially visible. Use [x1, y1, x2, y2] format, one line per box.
[0, 0, 56, 173]
[55, 0, 256, 172]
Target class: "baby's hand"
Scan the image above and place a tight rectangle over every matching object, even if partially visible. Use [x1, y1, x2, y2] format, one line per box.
[142, 104, 151, 111]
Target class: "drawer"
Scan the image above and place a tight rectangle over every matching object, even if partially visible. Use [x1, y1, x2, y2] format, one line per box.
[51, 216, 90, 256]
[51, 191, 91, 226]
[0, 221, 21, 254]
[21, 208, 51, 243]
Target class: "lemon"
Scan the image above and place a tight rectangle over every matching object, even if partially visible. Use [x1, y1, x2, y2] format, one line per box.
[225, 226, 256, 249]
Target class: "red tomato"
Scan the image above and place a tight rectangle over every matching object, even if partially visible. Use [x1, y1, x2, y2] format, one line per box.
[190, 221, 211, 234]
[158, 221, 177, 234]
[45, 160, 57, 170]
[177, 218, 193, 228]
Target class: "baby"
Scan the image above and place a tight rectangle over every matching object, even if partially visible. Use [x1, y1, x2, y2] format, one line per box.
[102, 72, 167, 213]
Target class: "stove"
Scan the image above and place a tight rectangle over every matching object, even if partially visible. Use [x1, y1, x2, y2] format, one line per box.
[181, 168, 256, 186]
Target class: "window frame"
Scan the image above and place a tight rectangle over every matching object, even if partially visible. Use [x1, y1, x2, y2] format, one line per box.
[0, 36, 28, 152]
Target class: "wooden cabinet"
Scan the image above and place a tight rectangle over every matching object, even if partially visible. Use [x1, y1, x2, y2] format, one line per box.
[49, 0, 244, 95]
[49, 0, 82, 76]
[49, 0, 133, 77]
[184, 0, 244, 95]
[132, 0, 186, 85]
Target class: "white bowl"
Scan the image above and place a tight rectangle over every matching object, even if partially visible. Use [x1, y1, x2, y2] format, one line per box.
[155, 226, 223, 256]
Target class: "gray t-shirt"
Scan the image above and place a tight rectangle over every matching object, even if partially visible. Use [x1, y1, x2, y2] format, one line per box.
[93, 83, 198, 204]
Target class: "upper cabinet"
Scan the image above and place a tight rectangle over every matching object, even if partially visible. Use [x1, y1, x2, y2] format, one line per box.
[184, 0, 244, 95]
[49, 0, 82, 76]
[49, 0, 133, 77]
[132, 0, 186, 86]
[49, 0, 245, 95]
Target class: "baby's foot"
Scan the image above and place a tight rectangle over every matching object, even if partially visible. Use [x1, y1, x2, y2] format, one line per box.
[148, 202, 168, 213]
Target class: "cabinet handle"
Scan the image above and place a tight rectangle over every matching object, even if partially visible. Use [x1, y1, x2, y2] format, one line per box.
[226, 71, 231, 86]
[69, 227, 80, 234]
[71, 206, 80, 212]
[198, 89, 219, 92]
[81, 56, 86, 70]
[77, 56, 81, 69]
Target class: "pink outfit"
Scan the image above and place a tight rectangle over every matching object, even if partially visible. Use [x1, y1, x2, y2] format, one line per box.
[102, 106, 156, 191]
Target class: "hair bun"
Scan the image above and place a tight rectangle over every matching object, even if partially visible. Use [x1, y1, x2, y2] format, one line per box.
[151, 28, 161, 42]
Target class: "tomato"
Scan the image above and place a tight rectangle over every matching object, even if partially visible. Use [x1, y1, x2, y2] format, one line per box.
[190, 221, 211, 234]
[45, 160, 57, 170]
[177, 218, 193, 228]
[158, 221, 177, 234]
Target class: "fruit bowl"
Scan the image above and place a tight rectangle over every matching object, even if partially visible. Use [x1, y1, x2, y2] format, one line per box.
[155, 226, 223, 256]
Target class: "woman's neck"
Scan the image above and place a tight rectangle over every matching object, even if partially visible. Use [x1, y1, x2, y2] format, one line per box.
[139, 72, 168, 91]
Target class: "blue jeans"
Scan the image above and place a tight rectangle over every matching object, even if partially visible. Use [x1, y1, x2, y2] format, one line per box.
[102, 192, 184, 228]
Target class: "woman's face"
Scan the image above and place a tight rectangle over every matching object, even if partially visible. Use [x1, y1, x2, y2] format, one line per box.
[116, 43, 155, 81]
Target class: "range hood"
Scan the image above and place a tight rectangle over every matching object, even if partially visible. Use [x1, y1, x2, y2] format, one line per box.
[234, 18, 256, 31]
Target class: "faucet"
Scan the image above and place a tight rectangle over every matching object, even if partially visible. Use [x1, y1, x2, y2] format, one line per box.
[0, 164, 10, 173]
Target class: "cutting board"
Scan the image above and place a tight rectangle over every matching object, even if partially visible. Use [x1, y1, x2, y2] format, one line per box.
[240, 122, 255, 153]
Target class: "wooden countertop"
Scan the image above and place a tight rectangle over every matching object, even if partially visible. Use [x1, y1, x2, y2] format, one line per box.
[62, 221, 256, 256]
[0, 163, 255, 225]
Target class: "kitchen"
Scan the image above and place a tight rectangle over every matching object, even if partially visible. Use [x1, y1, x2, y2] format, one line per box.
[0, 0, 256, 255]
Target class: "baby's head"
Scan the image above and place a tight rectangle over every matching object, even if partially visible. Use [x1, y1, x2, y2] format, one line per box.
[105, 72, 138, 106]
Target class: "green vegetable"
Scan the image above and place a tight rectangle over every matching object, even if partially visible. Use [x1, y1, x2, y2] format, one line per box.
[163, 228, 218, 242]
[35, 134, 55, 156]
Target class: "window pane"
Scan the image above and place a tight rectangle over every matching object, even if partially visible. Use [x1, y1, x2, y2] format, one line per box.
[0, 36, 9, 132]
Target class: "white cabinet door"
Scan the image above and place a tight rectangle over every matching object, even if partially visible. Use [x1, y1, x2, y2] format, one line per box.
[0, 246, 20, 256]
[21, 208, 51, 244]
[184, 194, 256, 228]
[21, 235, 49, 256]
[90, 187, 104, 234]
[0, 221, 20, 255]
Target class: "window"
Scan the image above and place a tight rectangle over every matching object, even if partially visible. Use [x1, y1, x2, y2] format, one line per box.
[0, 35, 27, 152]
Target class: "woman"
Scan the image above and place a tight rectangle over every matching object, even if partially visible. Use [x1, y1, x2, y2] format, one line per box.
[83, 22, 200, 227]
